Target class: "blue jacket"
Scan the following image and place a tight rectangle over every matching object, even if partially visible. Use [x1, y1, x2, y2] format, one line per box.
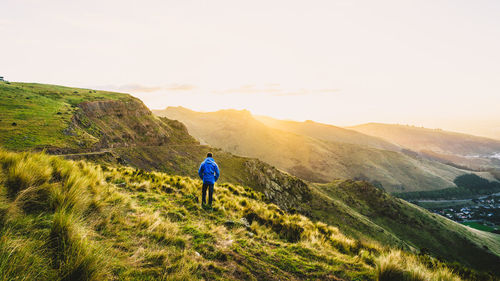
[198, 157, 220, 184]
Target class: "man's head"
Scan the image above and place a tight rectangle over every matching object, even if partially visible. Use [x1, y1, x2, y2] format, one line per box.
[207, 152, 213, 158]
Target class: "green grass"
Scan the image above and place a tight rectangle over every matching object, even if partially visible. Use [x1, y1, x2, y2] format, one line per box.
[0, 149, 470, 280]
[310, 180, 500, 276]
[0, 82, 132, 150]
[395, 174, 500, 200]
[413, 200, 473, 209]
[462, 222, 496, 232]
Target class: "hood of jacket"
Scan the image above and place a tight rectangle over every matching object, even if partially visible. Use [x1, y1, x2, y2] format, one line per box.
[203, 157, 216, 165]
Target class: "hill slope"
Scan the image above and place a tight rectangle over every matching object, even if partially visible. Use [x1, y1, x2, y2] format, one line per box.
[2, 82, 500, 278]
[0, 82, 312, 214]
[155, 107, 477, 193]
[349, 123, 500, 171]
[308, 180, 500, 274]
[0, 149, 479, 281]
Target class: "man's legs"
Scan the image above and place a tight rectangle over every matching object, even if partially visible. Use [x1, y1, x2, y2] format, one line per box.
[201, 183, 208, 205]
[207, 183, 214, 206]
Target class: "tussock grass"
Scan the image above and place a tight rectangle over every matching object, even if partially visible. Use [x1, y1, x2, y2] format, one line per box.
[0, 149, 110, 280]
[0, 229, 54, 281]
[376, 250, 461, 281]
[0, 150, 470, 280]
[49, 210, 108, 281]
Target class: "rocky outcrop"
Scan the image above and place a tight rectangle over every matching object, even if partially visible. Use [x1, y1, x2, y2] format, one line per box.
[243, 159, 312, 213]
[69, 99, 197, 150]
[78, 99, 151, 118]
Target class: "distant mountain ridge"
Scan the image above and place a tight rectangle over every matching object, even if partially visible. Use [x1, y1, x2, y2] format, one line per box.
[154, 106, 496, 193]
[349, 123, 500, 171]
[255, 115, 401, 152]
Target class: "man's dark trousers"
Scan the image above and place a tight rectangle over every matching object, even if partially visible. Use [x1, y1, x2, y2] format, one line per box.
[202, 182, 214, 206]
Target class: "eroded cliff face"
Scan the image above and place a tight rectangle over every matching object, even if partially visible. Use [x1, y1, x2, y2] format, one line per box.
[64, 99, 197, 150]
[243, 159, 312, 213]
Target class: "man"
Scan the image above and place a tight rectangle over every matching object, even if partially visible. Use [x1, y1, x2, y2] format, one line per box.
[198, 152, 220, 208]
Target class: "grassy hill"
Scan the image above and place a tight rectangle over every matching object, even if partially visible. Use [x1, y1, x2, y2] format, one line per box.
[308, 180, 500, 274]
[0, 82, 314, 214]
[0, 82, 132, 150]
[349, 123, 500, 171]
[0, 149, 480, 281]
[155, 107, 479, 193]
[2, 81, 500, 279]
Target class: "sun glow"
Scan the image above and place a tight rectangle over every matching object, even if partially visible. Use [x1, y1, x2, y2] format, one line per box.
[2, 0, 500, 138]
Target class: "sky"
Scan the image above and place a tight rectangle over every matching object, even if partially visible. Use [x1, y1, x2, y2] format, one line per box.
[1, 0, 500, 139]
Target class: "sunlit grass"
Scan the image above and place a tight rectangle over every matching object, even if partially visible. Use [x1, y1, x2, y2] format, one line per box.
[0, 149, 468, 280]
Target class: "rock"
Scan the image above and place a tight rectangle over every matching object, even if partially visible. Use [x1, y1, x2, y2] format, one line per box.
[243, 159, 312, 214]
[239, 217, 251, 228]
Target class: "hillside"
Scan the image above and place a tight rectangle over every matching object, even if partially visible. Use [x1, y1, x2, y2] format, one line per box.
[155, 107, 481, 193]
[2, 82, 500, 279]
[0, 149, 486, 281]
[308, 180, 500, 273]
[349, 123, 500, 171]
[0, 82, 312, 214]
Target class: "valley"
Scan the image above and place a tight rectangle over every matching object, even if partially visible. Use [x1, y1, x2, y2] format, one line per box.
[411, 194, 500, 234]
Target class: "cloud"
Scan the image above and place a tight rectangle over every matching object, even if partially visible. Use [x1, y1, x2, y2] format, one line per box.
[164, 84, 197, 91]
[212, 85, 340, 96]
[212, 84, 282, 95]
[103, 83, 197, 93]
[313, 88, 341, 94]
[274, 88, 340, 96]
[115, 84, 163, 93]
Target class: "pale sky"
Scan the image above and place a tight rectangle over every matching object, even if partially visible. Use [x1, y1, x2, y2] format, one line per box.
[1, 0, 500, 138]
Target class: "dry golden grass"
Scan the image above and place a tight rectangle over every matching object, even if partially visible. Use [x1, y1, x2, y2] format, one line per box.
[0, 149, 469, 280]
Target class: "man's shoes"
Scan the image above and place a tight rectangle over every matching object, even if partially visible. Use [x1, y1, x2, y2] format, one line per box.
[201, 204, 213, 211]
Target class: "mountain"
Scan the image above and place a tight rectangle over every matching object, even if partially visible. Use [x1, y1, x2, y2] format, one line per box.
[349, 123, 500, 171]
[154, 107, 490, 193]
[2, 81, 500, 279]
[255, 116, 401, 152]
